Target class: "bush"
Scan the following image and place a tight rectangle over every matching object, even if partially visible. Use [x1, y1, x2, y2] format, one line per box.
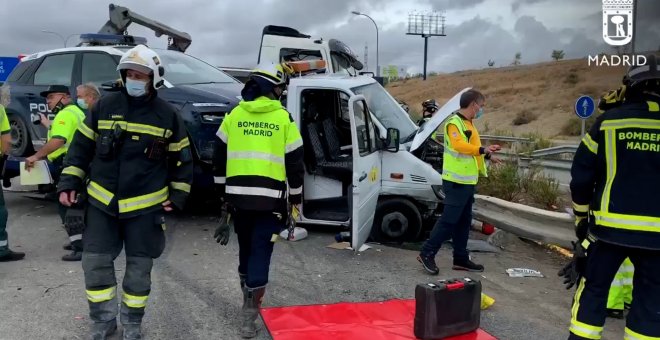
[512, 110, 538, 126]
[565, 72, 579, 85]
[560, 116, 598, 136]
[517, 132, 554, 155]
[477, 161, 520, 201]
[527, 173, 561, 208]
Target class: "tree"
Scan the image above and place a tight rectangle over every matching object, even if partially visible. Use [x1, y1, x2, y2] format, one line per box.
[512, 52, 522, 66]
[488, 59, 495, 67]
[551, 50, 565, 61]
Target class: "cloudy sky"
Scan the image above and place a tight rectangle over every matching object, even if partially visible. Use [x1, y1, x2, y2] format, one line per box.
[0, 0, 658, 74]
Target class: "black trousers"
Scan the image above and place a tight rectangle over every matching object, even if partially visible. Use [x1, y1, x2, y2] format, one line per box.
[234, 210, 284, 288]
[420, 180, 475, 261]
[81, 204, 166, 324]
[568, 240, 660, 339]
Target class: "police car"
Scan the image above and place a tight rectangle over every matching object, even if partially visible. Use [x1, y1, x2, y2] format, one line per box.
[3, 34, 243, 193]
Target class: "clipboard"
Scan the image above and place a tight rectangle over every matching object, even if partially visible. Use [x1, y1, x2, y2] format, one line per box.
[20, 160, 53, 185]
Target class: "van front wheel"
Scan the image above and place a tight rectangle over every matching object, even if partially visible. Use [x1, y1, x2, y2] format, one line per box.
[370, 198, 422, 244]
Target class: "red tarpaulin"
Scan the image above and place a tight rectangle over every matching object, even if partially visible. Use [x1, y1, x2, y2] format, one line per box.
[260, 299, 497, 340]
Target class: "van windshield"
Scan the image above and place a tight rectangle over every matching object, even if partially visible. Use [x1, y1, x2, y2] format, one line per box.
[351, 83, 417, 140]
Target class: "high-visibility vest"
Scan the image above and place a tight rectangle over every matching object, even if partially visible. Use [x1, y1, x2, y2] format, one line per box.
[217, 96, 303, 211]
[47, 104, 85, 161]
[441, 114, 486, 185]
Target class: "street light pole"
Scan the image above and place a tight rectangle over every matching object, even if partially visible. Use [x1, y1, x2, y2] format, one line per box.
[352, 11, 379, 77]
[41, 30, 78, 47]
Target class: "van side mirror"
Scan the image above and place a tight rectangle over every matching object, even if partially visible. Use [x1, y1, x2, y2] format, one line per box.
[385, 128, 400, 152]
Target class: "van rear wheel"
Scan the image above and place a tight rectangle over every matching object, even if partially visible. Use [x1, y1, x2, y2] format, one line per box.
[370, 198, 422, 244]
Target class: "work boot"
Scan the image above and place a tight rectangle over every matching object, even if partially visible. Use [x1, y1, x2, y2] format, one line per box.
[62, 250, 83, 261]
[123, 323, 142, 340]
[63, 243, 73, 251]
[89, 320, 117, 340]
[239, 273, 247, 311]
[0, 250, 25, 262]
[241, 286, 266, 338]
[417, 254, 439, 275]
[452, 258, 484, 272]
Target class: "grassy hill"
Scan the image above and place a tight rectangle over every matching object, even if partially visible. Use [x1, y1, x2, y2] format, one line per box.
[386, 58, 628, 140]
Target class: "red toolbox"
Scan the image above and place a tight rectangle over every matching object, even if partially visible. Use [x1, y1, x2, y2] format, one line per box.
[414, 278, 482, 339]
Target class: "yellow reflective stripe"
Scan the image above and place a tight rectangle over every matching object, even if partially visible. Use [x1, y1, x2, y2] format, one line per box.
[62, 166, 86, 179]
[122, 292, 148, 308]
[601, 130, 617, 213]
[570, 320, 603, 340]
[118, 187, 169, 214]
[98, 120, 127, 130]
[228, 151, 284, 165]
[226, 185, 283, 199]
[581, 133, 598, 154]
[87, 181, 114, 206]
[571, 277, 586, 330]
[625, 327, 660, 340]
[600, 118, 660, 130]
[87, 286, 116, 303]
[648, 101, 659, 112]
[129, 123, 172, 138]
[285, 138, 303, 153]
[98, 120, 173, 138]
[78, 122, 97, 140]
[443, 170, 478, 182]
[170, 182, 191, 193]
[593, 211, 660, 232]
[573, 202, 589, 213]
[168, 137, 190, 152]
[445, 148, 473, 159]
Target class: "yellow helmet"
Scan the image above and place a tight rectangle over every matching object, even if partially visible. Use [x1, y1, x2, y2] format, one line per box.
[250, 62, 293, 86]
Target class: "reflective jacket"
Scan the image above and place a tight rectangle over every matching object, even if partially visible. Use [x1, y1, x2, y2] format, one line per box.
[441, 114, 487, 185]
[48, 104, 86, 162]
[57, 90, 193, 219]
[214, 96, 304, 213]
[571, 95, 660, 250]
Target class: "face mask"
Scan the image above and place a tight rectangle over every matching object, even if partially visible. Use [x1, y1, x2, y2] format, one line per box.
[475, 107, 484, 119]
[125, 78, 148, 97]
[77, 98, 88, 110]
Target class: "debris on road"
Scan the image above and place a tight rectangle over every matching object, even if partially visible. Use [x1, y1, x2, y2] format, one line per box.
[481, 293, 495, 310]
[506, 268, 544, 278]
[279, 227, 308, 241]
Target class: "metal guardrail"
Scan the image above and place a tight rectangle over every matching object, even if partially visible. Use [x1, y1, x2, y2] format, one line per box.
[436, 134, 533, 143]
[530, 145, 578, 158]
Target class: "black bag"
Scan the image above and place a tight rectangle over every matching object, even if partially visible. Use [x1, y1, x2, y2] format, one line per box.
[414, 277, 481, 340]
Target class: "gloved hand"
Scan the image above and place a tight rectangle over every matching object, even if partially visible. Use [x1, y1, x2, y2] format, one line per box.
[214, 206, 231, 246]
[557, 241, 588, 290]
[575, 217, 588, 241]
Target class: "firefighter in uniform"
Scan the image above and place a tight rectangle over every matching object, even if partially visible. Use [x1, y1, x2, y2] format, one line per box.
[58, 44, 193, 339]
[562, 54, 660, 340]
[213, 62, 304, 338]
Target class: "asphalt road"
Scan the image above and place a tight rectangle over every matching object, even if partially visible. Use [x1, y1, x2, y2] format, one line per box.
[0, 192, 626, 340]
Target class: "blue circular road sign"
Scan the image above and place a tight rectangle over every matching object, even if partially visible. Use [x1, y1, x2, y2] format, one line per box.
[575, 95, 595, 119]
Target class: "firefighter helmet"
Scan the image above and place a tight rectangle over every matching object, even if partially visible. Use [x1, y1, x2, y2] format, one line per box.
[116, 44, 165, 89]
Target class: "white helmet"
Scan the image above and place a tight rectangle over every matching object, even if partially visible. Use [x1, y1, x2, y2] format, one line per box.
[117, 44, 165, 89]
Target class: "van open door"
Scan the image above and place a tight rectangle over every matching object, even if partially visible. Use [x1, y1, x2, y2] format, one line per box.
[348, 95, 381, 251]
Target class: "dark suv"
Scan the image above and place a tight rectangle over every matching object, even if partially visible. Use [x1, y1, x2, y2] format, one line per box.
[3, 36, 243, 193]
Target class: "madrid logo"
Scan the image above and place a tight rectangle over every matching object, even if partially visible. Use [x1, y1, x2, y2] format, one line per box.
[602, 0, 634, 46]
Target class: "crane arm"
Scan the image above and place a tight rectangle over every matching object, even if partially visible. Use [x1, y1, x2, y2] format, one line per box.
[98, 3, 192, 52]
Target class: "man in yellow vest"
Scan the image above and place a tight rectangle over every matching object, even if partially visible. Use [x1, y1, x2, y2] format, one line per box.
[417, 89, 500, 275]
[25, 85, 86, 261]
[0, 85, 25, 262]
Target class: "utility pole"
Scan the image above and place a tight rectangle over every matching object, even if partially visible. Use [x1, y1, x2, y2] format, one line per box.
[406, 11, 446, 81]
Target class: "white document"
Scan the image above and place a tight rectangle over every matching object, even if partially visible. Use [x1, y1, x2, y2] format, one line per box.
[19, 160, 53, 185]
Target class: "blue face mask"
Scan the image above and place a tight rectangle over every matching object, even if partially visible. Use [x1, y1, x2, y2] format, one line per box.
[125, 78, 148, 97]
[77, 98, 88, 110]
[475, 107, 484, 119]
